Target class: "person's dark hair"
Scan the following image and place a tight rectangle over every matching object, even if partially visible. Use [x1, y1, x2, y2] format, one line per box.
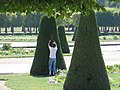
[49, 41, 53, 47]
[52, 43, 56, 47]
[49, 40, 56, 48]
[49, 34, 57, 48]
[49, 39, 54, 46]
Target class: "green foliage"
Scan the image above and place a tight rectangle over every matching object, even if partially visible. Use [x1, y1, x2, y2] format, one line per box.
[0, 48, 34, 58]
[0, 34, 37, 42]
[72, 27, 78, 41]
[55, 65, 120, 88]
[103, 36, 107, 40]
[99, 35, 120, 41]
[0, 13, 43, 28]
[54, 70, 67, 84]
[106, 64, 120, 73]
[2, 43, 12, 50]
[2, 50, 9, 55]
[113, 36, 118, 40]
[30, 16, 66, 76]
[96, 10, 120, 27]
[58, 25, 70, 53]
[64, 11, 110, 90]
[54, 75, 66, 84]
[106, 8, 120, 12]
[1, 8, 120, 29]
[0, 0, 109, 18]
[98, 0, 120, 7]
[109, 0, 120, 2]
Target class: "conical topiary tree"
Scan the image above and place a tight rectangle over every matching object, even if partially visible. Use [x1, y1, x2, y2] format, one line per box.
[58, 25, 70, 53]
[64, 11, 110, 90]
[72, 27, 78, 41]
[30, 16, 66, 76]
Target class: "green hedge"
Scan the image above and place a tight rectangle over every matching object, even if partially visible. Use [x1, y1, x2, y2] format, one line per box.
[30, 16, 66, 76]
[58, 25, 70, 53]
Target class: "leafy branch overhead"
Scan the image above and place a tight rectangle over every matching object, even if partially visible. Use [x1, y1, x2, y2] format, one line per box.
[0, 0, 119, 17]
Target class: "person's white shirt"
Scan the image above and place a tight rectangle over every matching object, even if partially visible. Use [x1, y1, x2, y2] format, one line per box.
[49, 46, 57, 58]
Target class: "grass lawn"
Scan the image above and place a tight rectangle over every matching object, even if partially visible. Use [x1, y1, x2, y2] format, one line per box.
[0, 34, 120, 58]
[109, 73, 120, 90]
[0, 74, 63, 90]
[0, 35, 37, 42]
[0, 73, 120, 90]
[0, 35, 120, 42]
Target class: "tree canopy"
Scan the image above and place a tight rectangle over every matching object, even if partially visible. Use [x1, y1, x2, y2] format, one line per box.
[1, 0, 119, 17]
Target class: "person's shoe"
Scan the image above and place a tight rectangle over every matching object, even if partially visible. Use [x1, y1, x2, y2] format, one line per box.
[49, 71, 51, 76]
[53, 72, 55, 76]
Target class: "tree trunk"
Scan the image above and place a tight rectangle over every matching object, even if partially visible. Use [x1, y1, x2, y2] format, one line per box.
[0, 27, 1, 33]
[30, 16, 66, 76]
[11, 26, 14, 33]
[5, 27, 7, 33]
[35, 27, 38, 34]
[22, 26, 26, 33]
[29, 27, 32, 33]
[64, 11, 110, 90]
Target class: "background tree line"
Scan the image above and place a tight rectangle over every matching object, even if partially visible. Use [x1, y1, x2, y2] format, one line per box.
[0, 9, 120, 33]
[0, 13, 43, 33]
[97, 0, 120, 7]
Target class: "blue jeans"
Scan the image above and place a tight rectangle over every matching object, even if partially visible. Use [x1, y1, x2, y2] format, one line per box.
[49, 58, 56, 75]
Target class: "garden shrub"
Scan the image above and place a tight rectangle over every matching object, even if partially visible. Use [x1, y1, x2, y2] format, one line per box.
[113, 36, 118, 40]
[58, 25, 70, 53]
[2, 43, 12, 50]
[53, 70, 67, 84]
[106, 64, 120, 73]
[103, 36, 107, 40]
[72, 27, 78, 41]
[30, 16, 66, 76]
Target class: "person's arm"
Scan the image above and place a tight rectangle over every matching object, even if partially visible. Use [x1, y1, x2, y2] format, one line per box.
[48, 40, 51, 47]
[54, 41, 57, 49]
[56, 43, 57, 48]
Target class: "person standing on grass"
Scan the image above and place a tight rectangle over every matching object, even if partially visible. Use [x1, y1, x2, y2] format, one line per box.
[48, 38, 58, 76]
